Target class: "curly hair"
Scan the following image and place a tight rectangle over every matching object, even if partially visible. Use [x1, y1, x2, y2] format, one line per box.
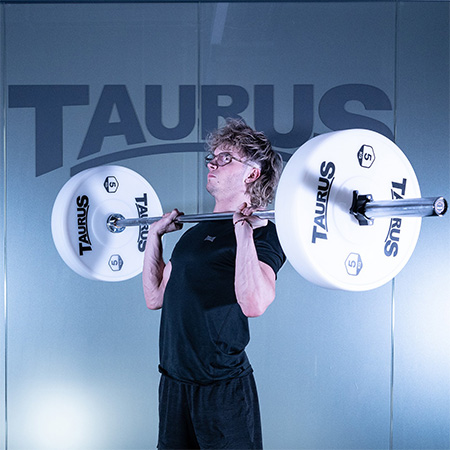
[205, 118, 283, 209]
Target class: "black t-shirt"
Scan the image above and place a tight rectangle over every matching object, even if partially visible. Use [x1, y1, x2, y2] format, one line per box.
[159, 220, 286, 384]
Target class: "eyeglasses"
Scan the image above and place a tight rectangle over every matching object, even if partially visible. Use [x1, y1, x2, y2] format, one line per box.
[205, 152, 258, 169]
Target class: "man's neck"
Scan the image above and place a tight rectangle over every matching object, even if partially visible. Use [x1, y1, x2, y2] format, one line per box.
[213, 196, 249, 213]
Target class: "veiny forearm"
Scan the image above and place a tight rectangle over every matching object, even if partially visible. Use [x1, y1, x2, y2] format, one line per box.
[234, 222, 276, 317]
[142, 210, 181, 310]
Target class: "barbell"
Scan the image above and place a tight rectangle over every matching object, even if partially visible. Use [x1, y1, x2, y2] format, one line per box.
[51, 129, 447, 290]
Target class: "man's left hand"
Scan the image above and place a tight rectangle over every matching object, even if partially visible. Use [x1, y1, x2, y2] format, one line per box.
[233, 203, 268, 230]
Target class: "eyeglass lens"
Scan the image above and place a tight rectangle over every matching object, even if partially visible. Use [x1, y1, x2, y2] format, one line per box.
[205, 152, 232, 167]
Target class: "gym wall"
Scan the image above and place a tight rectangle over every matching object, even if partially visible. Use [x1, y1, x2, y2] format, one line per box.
[0, 1, 449, 449]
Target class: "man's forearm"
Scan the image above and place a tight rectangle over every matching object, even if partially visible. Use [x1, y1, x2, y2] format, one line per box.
[142, 210, 181, 310]
[143, 230, 167, 310]
[234, 221, 276, 317]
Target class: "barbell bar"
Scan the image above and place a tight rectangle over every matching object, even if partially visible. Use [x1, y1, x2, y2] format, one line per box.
[51, 129, 448, 290]
[349, 194, 447, 226]
[106, 209, 277, 233]
[106, 195, 447, 233]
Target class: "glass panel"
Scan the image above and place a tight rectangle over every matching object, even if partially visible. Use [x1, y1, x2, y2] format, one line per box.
[1, 4, 6, 450]
[4, 4, 199, 449]
[393, 2, 450, 449]
[199, 3, 396, 448]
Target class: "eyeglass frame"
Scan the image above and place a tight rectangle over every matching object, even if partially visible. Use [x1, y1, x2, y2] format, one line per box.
[204, 151, 259, 169]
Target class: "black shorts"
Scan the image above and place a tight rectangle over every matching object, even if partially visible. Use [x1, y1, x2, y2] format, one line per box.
[157, 373, 263, 449]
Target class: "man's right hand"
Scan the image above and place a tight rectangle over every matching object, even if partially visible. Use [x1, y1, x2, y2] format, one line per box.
[151, 209, 184, 236]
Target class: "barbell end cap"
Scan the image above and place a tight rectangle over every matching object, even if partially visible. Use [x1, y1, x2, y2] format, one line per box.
[106, 214, 126, 233]
[434, 197, 448, 217]
[349, 191, 374, 226]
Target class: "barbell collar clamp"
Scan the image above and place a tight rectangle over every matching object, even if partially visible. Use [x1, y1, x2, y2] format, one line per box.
[350, 191, 448, 226]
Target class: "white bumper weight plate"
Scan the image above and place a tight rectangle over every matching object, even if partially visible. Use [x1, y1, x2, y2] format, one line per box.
[51, 165, 163, 281]
[275, 129, 422, 291]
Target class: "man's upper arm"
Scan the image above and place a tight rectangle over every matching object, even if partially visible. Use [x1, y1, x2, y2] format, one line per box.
[161, 261, 172, 293]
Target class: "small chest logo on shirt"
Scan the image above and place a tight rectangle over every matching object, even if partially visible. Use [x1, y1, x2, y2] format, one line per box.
[204, 235, 217, 242]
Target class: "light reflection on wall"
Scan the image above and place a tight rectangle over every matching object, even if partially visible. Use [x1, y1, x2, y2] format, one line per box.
[24, 384, 100, 449]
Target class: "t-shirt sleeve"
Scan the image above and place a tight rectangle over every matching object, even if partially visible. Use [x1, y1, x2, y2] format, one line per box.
[254, 221, 286, 275]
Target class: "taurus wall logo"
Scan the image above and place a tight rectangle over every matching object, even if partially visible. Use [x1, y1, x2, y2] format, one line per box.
[8, 83, 393, 177]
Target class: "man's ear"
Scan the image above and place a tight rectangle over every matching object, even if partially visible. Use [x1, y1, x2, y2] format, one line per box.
[245, 167, 261, 184]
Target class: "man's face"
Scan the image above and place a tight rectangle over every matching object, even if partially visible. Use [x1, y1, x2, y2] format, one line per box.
[205, 145, 253, 199]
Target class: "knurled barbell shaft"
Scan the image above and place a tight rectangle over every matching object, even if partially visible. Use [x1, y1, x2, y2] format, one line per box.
[107, 195, 447, 233]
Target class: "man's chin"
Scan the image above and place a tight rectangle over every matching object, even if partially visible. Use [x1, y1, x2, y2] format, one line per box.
[206, 182, 215, 196]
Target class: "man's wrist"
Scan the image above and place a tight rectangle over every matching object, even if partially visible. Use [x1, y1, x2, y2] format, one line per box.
[234, 218, 253, 230]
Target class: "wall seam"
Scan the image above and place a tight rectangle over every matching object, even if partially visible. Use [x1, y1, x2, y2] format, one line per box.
[389, 2, 400, 450]
[1, 2, 8, 448]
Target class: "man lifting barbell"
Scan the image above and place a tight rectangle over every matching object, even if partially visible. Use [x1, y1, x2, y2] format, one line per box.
[142, 118, 286, 449]
[50, 122, 447, 447]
